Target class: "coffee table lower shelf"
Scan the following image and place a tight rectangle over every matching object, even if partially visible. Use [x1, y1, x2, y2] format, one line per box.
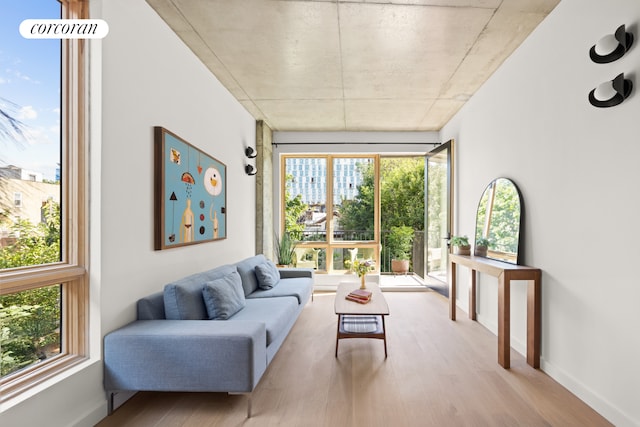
[335, 314, 387, 358]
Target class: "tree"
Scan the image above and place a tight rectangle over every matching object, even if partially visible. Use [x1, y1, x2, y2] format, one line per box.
[0, 200, 61, 377]
[380, 158, 424, 231]
[0, 97, 28, 146]
[337, 162, 375, 240]
[283, 174, 308, 241]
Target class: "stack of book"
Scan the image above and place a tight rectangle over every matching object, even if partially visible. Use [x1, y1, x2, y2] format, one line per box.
[345, 289, 372, 304]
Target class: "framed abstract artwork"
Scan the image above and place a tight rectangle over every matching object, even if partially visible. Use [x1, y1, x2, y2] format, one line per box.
[154, 127, 227, 250]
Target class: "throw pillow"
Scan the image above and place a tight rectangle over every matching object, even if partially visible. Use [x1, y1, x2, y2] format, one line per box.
[202, 271, 246, 320]
[255, 260, 280, 290]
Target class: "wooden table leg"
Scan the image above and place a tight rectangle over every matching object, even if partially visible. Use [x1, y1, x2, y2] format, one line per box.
[335, 314, 341, 357]
[527, 273, 541, 368]
[449, 260, 457, 320]
[498, 272, 510, 368]
[382, 315, 387, 358]
[469, 268, 477, 320]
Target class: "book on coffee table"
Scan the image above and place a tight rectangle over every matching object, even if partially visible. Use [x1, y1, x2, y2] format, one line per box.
[345, 289, 372, 304]
[349, 289, 372, 300]
[345, 294, 370, 304]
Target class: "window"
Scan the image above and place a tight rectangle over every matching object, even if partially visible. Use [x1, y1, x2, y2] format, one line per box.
[13, 193, 22, 207]
[282, 155, 379, 274]
[0, 0, 88, 402]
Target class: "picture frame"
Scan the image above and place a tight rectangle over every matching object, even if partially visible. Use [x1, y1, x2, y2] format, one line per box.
[154, 126, 227, 250]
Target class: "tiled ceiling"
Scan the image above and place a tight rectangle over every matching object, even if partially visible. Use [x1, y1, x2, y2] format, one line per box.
[146, 0, 560, 131]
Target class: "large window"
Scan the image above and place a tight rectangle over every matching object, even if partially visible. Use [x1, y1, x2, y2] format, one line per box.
[282, 155, 379, 274]
[0, 0, 88, 401]
[282, 154, 430, 277]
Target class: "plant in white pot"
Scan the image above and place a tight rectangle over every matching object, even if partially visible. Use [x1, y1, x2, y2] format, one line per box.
[450, 235, 471, 256]
[474, 237, 490, 257]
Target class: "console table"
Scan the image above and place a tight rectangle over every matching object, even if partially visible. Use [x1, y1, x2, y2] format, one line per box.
[449, 254, 541, 369]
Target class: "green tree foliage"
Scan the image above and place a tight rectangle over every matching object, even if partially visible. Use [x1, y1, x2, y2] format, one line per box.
[337, 158, 426, 271]
[0, 200, 61, 377]
[284, 174, 308, 241]
[380, 158, 424, 231]
[426, 162, 445, 246]
[338, 158, 425, 234]
[338, 162, 375, 240]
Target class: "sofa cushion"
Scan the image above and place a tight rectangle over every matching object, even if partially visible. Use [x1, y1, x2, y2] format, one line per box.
[229, 297, 298, 345]
[164, 264, 237, 320]
[235, 254, 269, 296]
[255, 260, 280, 290]
[247, 277, 312, 305]
[202, 271, 246, 320]
[137, 291, 166, 320]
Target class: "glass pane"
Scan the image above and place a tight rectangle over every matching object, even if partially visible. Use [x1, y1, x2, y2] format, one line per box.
[0, 1, 62, 269]
[426, 148, 449, 282]
[284, 157, 327, 242]
[333, 247, 376, 273]
[333, 157, 374, 241]
[292, 247, 326, 271]
[379, 157, 424, 274]
[0, 284, 62, 378]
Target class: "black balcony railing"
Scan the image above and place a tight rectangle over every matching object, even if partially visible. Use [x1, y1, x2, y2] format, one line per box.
[293, 229, 426, 276]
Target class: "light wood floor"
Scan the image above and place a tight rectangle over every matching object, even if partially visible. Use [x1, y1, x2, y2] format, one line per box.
[96, 290, 611, 427]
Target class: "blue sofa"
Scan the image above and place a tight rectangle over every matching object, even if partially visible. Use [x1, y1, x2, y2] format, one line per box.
[103, 255, 313, 416]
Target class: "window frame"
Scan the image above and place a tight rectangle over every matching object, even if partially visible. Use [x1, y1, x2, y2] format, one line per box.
[280, 154, 380, 274]
[0, 0, 89, 402]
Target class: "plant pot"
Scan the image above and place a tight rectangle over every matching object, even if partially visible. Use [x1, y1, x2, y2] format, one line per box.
[391, 259, 410, 274]
[474, 246, 487, 257]
[453, 245, 471, 256]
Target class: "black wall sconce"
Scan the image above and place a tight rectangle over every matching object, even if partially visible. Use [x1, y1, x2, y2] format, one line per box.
[245, 164, 257, 176]
[590, 25, 634, 63]
[245, 147, 257, 158]
[588, 73, 633, 108]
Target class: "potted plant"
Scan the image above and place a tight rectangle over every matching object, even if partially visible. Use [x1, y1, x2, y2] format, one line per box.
[387, 225, 414, 274]
[274, 231, 295, 267]
[475, 237, 490, 257]
[450, 235, 471, 255]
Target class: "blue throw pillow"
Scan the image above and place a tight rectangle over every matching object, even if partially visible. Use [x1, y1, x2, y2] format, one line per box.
[255, 261, 280, 290]
[202, 271, 246, 320]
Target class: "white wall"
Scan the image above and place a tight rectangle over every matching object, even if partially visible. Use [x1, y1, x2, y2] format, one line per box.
[1, 0, 256, 425]
[441, 0, 640, 425]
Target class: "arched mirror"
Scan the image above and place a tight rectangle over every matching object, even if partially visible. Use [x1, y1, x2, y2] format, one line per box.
[475, 178, 523, 264]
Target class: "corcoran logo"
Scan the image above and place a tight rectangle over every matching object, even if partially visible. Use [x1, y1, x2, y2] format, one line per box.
[20, 19, 109, 39]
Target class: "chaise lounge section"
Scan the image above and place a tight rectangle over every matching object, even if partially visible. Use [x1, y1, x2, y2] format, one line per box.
[103, 254, 313, 416]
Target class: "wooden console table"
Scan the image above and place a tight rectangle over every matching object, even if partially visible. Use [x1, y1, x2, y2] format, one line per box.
[449, 254, 541, 369]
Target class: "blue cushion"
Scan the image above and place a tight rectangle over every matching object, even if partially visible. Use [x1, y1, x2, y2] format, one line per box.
[163, 264, 237, 320]
[202, 271, 246, 320]
[247, 277, 312, 305]
[229, 297, 298, 345]
[255, 261, 280, 290]
[235, 255, 268, 296]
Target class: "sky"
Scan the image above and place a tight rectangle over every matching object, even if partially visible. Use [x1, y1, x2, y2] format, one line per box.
[0, 1, 62, 181]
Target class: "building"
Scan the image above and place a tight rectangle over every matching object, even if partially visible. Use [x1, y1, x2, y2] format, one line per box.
[2, 1, 639, 426]
[0, 166, 60, 246]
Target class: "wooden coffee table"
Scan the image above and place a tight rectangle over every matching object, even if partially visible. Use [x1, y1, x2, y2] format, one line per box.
[334, 282, 390, 358]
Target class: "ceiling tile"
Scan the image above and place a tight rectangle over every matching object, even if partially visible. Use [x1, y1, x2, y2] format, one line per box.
[419, 99, 465, 129]
[339, 2, 495, 99]
[440, 7, 550, 99]
[254, 99, 346, 131]
[345, 99, 435, 130]
[173, 0, 343, 100]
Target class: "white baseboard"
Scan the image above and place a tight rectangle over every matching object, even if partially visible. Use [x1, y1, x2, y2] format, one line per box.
[541, 359, 637, 427]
